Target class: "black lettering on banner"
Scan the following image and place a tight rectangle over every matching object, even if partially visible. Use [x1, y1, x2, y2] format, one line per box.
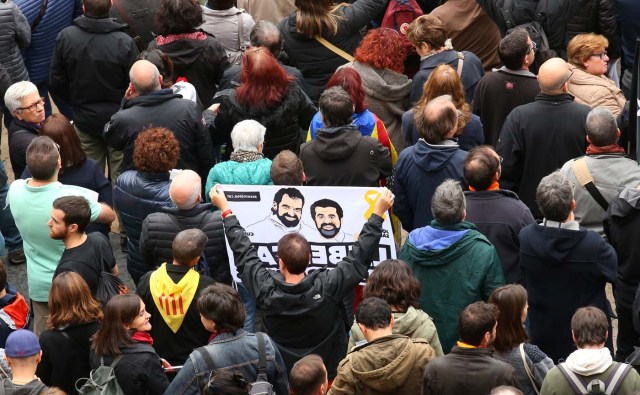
[250, 242, 393, 271]
[224, 191, 261, 202]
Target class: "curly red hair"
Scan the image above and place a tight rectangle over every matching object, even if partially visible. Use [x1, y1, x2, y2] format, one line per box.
[327, 67, 366, 113]
[133, 127, 180, 173]
[355, 28, 407, 74]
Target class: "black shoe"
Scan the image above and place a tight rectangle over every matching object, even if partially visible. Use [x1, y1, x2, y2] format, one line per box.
[8, 248, 26, 265]
[120, 235, 128, 253]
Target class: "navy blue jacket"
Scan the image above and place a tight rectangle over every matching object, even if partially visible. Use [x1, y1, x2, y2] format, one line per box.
[410, 50, 484, 104]
[15, 0, 82, 84]
[392, 140, 468, 231]
[520, 223, 617, 363]
[114, 170, 173, 283]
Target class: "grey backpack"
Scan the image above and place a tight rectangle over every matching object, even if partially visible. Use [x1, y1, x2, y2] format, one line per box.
[76, 355, 126, 395]
[557, 362, 633, 394]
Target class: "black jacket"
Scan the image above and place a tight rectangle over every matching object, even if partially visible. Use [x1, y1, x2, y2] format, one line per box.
[8, 119, 38, 180]
[299, 125, 392, 187]
[37, 321, 100, 395]
[464, 189, 536, 284]
[139, 204, 231, 284]
[565, 0, 621, 60]
[423, 346, 520, 394]
[148, 34, 229, 109]
[474, 0, 589, 55]
[90, 342, 170, 395]
[279, 0, 387, 102]
[605, 187, 640, 310]
[520, 223, 617, 362]
[208, 85, 316, 159]
[49, 16, 138, 136]
[137, 264, 215, 366]
[496, 93, 590, 218]
[104, 90, 215, 179]
[224, 213, 384, 379]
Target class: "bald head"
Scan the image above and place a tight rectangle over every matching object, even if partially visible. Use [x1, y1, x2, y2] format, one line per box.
[129, 60, 162, 95]
[537, 58, 572, 94]
[170, 170, 202, 210]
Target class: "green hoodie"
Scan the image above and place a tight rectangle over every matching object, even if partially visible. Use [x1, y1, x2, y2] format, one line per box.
[399, 221, 504, 353]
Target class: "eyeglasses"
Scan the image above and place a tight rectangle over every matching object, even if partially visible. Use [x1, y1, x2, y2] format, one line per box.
[556, 69, 574, 88]
[17, 97, 45, 112]
[498, 156, 504, 164]
[591, 51, 608, 60]
[527, 41, 537, 54]
[54, 143, 60, 152]
[456, 109, 463, 119]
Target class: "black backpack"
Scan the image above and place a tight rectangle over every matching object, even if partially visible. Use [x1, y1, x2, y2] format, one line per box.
[197, 332, 275, 395]
[499, 0, 557, 73]
[557, 362, 633, 394]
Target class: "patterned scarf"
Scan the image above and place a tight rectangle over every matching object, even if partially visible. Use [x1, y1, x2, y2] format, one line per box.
[230, 150, 264, 163]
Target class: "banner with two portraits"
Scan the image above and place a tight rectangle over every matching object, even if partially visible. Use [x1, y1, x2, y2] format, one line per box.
[220, 185, 397, 281]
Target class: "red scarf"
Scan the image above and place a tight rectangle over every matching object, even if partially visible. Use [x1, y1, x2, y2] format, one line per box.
[155, 32, 207, 46]
[208, 329, 230, 343]
[586, 143, 625, 155]
[132, 331, 154, 346]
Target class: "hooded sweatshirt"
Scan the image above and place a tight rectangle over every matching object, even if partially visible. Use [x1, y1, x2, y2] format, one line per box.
[329, 334, 436, 395]
[605, 186, 640, 309]
[0, 379, 47, 395]
[519, 222, 617, 362]
[348, 306, 444, 356]
[300, 125, 392, 187]
[339, 62, 411, 151]
[399, 221, 503, 353]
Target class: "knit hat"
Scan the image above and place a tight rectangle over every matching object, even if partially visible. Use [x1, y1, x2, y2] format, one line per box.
[5, 330, 40, 358]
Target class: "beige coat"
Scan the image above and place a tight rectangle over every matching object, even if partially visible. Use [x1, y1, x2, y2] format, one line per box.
[236, 0, 295, 24]
[329, 334, 436, 395]
[568, 65, 626, 115]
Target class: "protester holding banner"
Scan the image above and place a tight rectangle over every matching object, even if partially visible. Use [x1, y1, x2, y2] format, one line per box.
[209, 184, 394, 380]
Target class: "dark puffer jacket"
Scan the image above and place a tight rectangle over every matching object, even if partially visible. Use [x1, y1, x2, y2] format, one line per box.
[49, 16, 138, 136]
[140, 204, 231, 284]
[14, 0, 82, 84]
[149, 33, 229, 109]
[279, 0, 387, 103]
[0, 1, 30, 83]
[114, 170, 173, 283]
[104, 89, 215, 179]
[565, 0, 620, 60]
[209, 84, 316, 159]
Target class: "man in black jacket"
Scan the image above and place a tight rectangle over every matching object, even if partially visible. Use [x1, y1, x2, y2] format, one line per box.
[463, 146, 535, 285]
[104, 60, 215, 180]
[137, 228, 215, 366]
[139, 170, 229, 284]
[496, 57, 590, 219]
[209, 184, 394, 380]
[49, 0, 138, 183]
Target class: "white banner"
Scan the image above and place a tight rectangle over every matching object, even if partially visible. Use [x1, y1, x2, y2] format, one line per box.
[221, 185, 397, 281]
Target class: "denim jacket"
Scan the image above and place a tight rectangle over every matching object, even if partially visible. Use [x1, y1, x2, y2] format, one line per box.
[165, 329, 289, 395]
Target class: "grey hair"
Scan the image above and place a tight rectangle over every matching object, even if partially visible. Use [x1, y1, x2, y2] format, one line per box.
[250, 20, 283, 57]
[491, 386, 524, 395]
[536, 171, 574, 222]
[129, 62, 161, 95]
[586, 107, 618, 146]
[4, 81, 38, 112]
[431, 179, 466, 225]
[231, 120, 266, 152]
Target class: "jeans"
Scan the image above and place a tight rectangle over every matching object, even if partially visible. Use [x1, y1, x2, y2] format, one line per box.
[236, 282, 255, 333]
[0, 162, 21, 253]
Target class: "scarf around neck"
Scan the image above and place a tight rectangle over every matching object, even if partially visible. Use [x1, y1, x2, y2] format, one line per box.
[586, 143, 625, 155]
[150, 263, 200, 333]
[131, 331, 154, 346]
[230, 150, 264, 163]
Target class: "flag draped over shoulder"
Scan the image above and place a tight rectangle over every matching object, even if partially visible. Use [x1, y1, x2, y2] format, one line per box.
[150, 263, 199, 333]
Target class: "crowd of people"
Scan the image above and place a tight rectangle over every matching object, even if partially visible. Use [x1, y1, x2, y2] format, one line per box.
[0, 0, 639, 393]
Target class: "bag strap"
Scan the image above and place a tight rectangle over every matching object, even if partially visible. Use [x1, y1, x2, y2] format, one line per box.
[604, 362, 633, 395]
[499, 0, 518, 30]
[236, 9, 246, 52]
[256, 332, 267, 376]
[519, 343, 540, 394]
[557, 363, 589, 395]
[31, 0, 48, 30]
[110, 355, 124, 368]
[456, 52, 464, 77]
[111, 0, 142, 45]
[195, 346, 216, 371]
[571, 158, 609, 211]
[315, 36, 355, 62]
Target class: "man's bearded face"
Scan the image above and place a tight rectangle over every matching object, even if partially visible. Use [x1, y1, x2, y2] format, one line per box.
[275, 194, 303, 227]
[314, 207, 341, 238]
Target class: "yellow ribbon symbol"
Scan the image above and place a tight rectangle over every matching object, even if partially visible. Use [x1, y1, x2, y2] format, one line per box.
[364, 190, 386, 220]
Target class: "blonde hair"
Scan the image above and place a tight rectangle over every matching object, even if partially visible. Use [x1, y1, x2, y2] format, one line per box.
[295, 0, 348, 37]
[567, 33, 608, 70]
